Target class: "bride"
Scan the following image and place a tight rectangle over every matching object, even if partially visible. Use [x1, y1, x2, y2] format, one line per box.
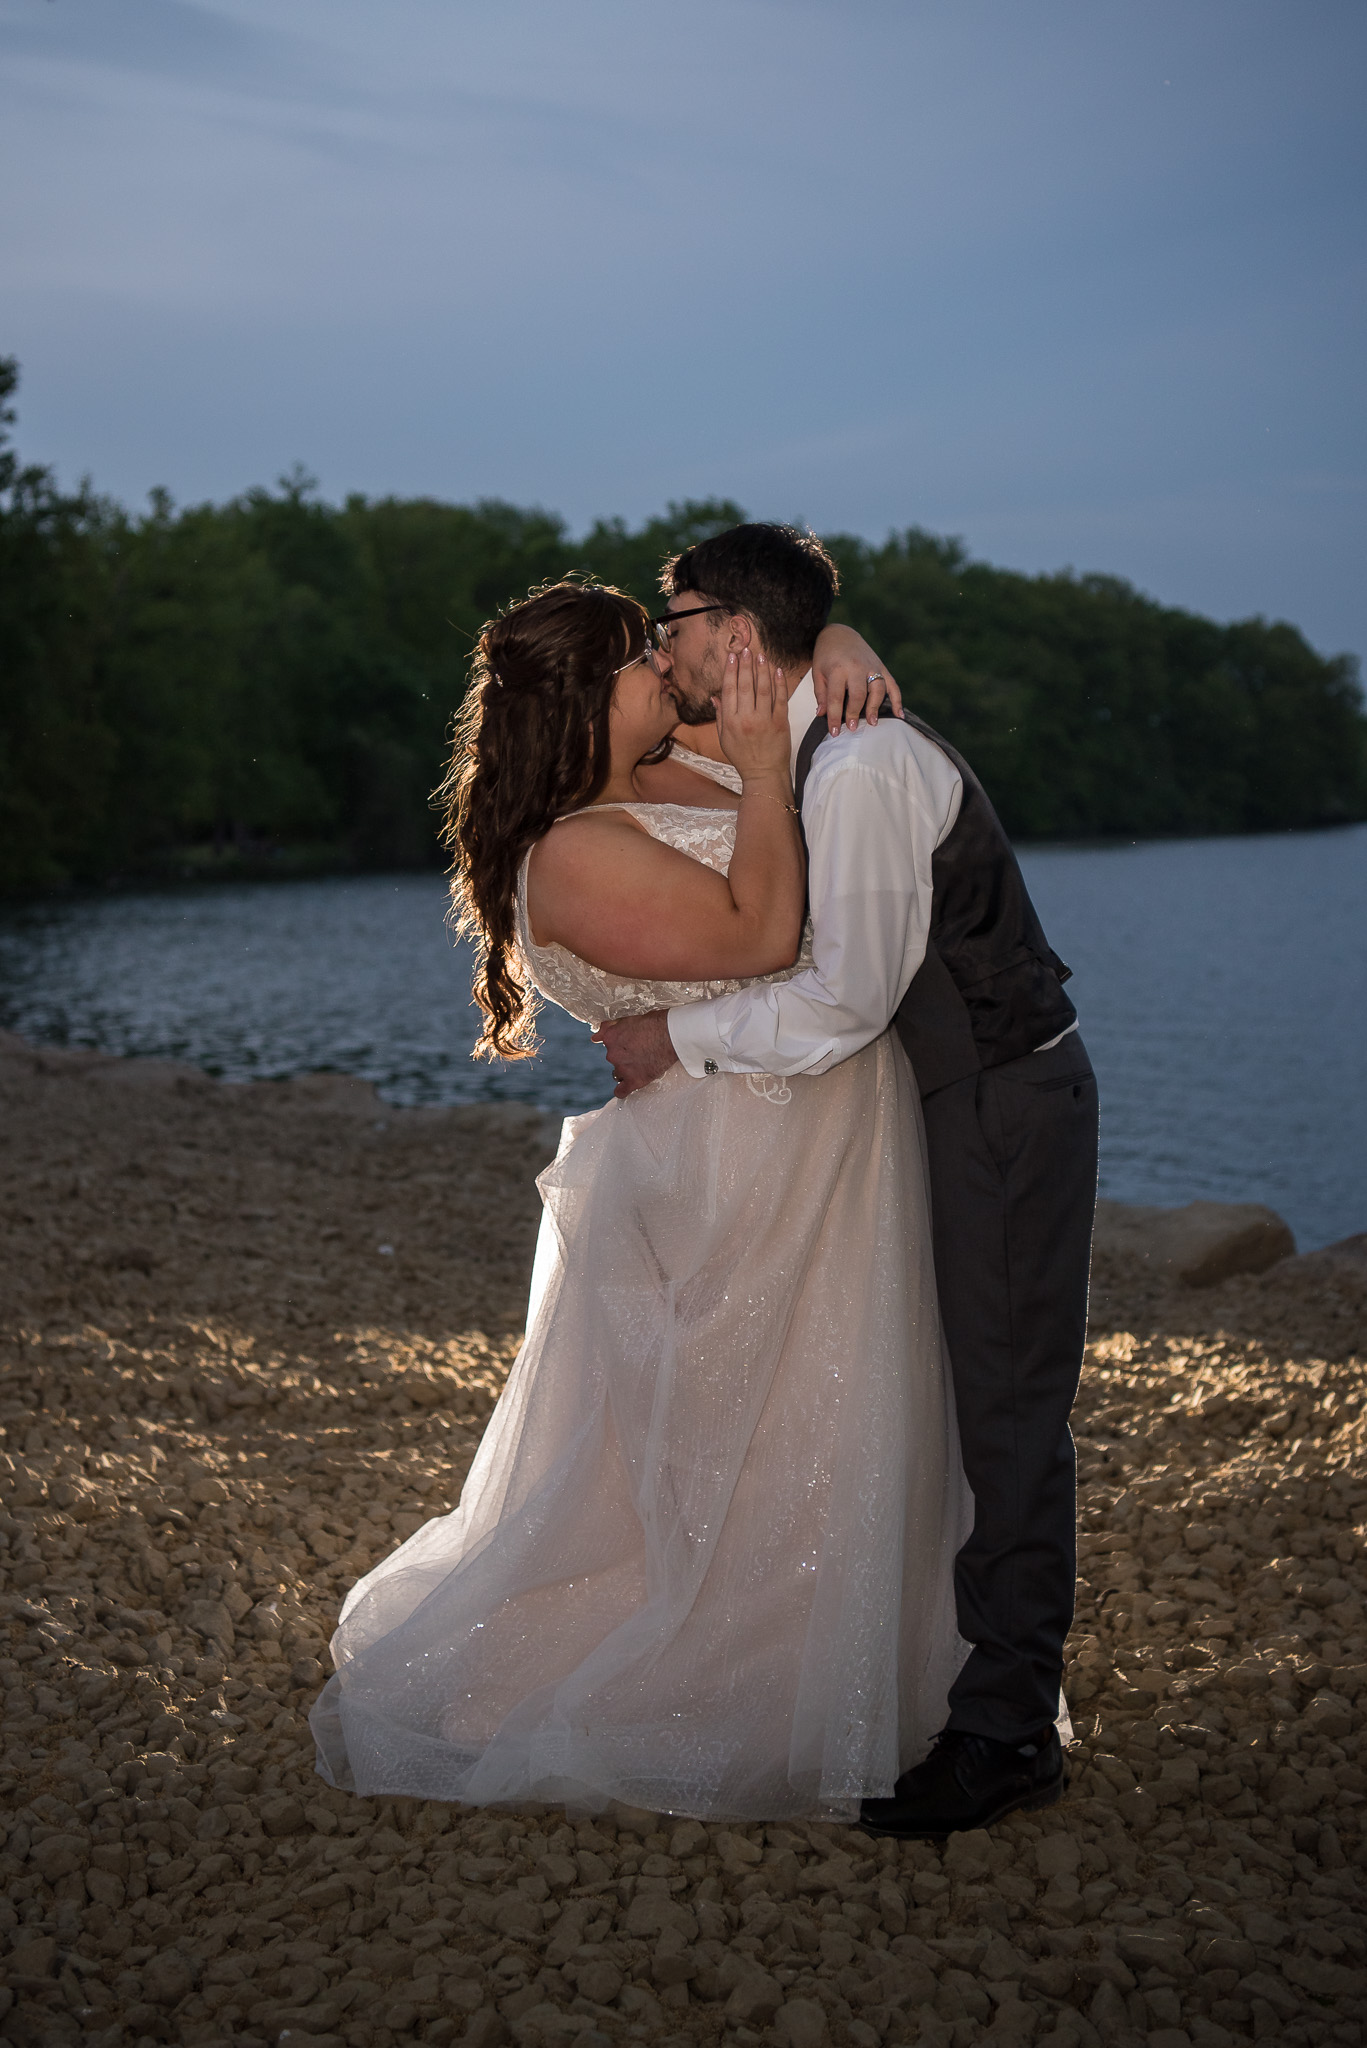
[311, 581, 968, 1821]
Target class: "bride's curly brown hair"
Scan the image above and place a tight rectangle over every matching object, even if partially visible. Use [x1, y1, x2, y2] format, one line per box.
[437, 579, 665, 1060]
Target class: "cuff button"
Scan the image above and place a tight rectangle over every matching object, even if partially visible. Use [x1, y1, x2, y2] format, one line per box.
[703, 1059, 719, 1076]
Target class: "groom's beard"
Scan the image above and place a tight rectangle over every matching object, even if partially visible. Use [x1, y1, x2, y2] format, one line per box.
[668, 640, 724, 725]
[671, 694, 717, 727]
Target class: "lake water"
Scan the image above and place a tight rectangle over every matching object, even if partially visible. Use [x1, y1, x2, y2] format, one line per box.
[2, 824, 1364, 1251]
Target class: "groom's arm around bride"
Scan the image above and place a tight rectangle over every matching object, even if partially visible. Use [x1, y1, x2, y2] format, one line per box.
[599, 521, 1099, 1837]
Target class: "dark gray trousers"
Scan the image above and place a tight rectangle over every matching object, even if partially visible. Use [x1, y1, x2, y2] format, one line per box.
[918, 1031, 1099, 1743]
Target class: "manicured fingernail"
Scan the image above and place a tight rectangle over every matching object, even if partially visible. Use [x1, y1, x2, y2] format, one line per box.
[847, 717, 857, 730]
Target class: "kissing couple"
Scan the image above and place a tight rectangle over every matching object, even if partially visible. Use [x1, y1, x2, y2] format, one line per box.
[311, 523, 1099, 1837]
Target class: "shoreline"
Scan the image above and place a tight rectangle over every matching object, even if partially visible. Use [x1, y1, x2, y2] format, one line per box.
[1, 1025, 1361, 1260]
[1, 1034, 1364, 2046]
[5, 814, 1366, 910]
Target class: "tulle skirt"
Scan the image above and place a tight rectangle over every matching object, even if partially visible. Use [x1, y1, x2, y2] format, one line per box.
[311, 1032, 970, 1820]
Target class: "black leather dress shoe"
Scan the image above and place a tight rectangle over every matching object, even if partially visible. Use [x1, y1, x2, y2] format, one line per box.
[859, 1725, 1065, 1839]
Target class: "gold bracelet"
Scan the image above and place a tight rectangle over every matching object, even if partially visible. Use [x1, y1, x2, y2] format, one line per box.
[741, 786, 799, 815]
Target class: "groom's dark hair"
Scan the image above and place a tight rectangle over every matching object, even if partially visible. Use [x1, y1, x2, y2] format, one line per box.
[662, 523, 839, 668]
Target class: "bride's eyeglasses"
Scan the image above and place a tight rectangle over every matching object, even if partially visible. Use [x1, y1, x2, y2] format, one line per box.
[614, 633, 668, 678]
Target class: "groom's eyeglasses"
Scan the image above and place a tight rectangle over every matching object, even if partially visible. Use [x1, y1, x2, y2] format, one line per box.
[651, 604, 730, 647]
[614, 604, 731, 675]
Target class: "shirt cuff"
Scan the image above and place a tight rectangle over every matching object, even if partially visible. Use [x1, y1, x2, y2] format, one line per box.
[666, 1003, 729, 1078]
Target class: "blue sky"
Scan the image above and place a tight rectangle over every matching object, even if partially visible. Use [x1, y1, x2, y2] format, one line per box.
[3, 0, 1364, 661]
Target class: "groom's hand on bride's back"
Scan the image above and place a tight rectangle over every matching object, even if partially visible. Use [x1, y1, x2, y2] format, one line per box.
[592, 1012, 679, 1098]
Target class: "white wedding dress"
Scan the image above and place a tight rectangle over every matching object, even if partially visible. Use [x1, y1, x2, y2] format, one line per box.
[311, 763, 970, 1820]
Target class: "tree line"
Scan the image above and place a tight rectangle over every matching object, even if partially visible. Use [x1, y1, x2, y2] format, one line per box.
[2, 356, 1364, 895]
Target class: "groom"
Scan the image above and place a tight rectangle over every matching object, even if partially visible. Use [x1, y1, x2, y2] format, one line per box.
[597, 522, 1099, 1837]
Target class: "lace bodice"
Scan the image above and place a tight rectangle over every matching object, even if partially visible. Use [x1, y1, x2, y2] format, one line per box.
[515, 757, 813, 1027]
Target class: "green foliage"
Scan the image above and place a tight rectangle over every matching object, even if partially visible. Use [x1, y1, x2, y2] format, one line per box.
[1, 359, 1363, 893]
[0, 359, 119, 890]
[825, 532, 1367, 839]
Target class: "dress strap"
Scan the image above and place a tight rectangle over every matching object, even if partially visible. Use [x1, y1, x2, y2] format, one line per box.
[553, 802, 637, 823]
[671, 745, 743, 792]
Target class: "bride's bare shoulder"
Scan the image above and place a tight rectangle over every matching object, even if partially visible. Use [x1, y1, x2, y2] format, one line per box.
[525, 810, 657, 950]
[528, 809, 649, 881]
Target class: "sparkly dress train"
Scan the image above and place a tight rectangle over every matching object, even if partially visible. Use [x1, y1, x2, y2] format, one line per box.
[311, 765, 970, 1820]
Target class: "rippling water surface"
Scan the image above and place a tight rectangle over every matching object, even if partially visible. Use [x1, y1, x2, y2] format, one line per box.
[2, 823, 1364, 1250]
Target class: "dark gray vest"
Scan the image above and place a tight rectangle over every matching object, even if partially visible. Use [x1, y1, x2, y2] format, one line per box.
[794, 709, 1076, 1098]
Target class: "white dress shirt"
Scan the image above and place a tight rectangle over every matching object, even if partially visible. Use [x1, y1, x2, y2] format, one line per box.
[667, 672, 965, 1078]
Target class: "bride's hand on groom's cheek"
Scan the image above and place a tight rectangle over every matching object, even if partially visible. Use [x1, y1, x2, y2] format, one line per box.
[592, 1012, 679, 1098]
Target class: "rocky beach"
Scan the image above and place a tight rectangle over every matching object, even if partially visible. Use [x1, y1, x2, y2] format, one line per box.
[1, 1031, 1364, 2048]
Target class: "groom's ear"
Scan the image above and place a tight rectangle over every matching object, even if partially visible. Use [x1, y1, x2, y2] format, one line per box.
[722, 612, 753, 654]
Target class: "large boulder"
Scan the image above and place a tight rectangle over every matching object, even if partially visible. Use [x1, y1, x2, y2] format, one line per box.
[1309, 1232, 1367, 1269]
[1092, 1198, 1295, 1287]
